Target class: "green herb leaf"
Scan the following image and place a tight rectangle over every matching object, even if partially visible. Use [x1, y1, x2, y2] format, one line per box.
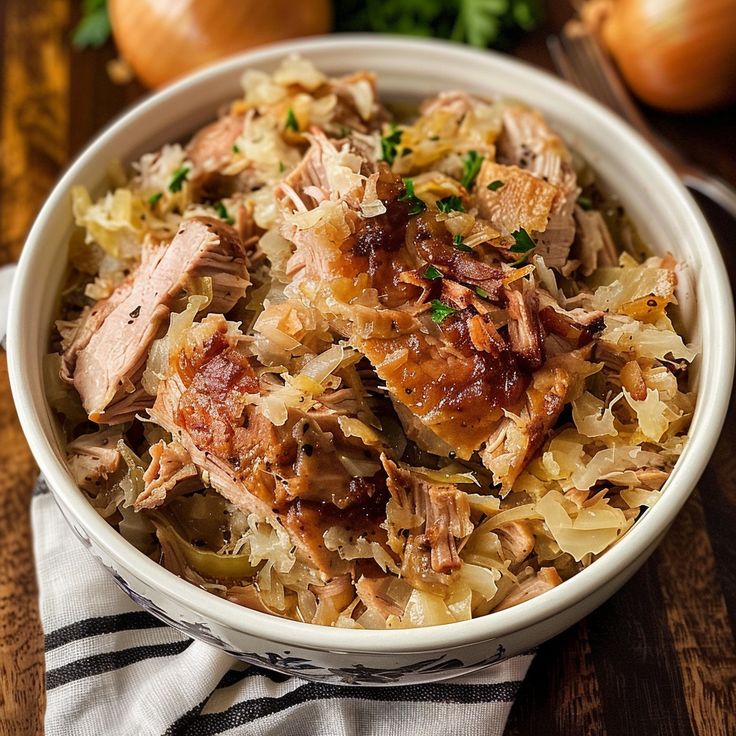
[147, 192, 163, 207]
[510, 228, 536, 253]
[475, 287, 489, 298]
[168, 166, 190, 193]
[461, 150, 484, 190]
[279, 161, 286, 173]
[577, 195, 593, 211]
[436, 195, 465, 214]
[215, 202, 235, 226]
[398, 178, 426, 216]
[487, 179, 504, 191]
[430, 299, 457, 324]
[424, 265, 443, 280]
[285, 107, 299, 132]
[334, 0, 542, 51]
[72, 0, 111, 49]
[380, 123, 403, 165]
[232, 144, 241, 154]
[453, 234, 473, 252]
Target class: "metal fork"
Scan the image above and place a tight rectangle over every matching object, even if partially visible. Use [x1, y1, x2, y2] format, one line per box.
[548, 22, 736, 219]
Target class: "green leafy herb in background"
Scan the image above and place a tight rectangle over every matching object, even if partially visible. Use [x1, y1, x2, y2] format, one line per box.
[335, 0, 542, 50]
[73, 0, 542, 54]
[72, 0, 111, 49]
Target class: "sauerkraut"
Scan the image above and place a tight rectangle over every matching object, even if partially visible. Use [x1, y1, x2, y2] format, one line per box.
[50, 57, 697, 629]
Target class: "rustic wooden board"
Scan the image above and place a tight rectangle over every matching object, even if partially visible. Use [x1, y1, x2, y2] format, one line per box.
[0, 1, 734, 734]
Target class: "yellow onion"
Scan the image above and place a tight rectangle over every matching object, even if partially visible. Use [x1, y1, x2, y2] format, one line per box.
[587, 0, 736, 111]
[108, 0, 332, 88]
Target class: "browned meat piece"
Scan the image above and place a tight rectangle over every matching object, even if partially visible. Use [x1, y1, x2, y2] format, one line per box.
[151, 368, 280, 522]
[482, 350, 594, 491]
[66, 428, 122, 493]
[538, 304, 605, 348]
[134, 440, 200, 510]
[328, 71, 388, 133]
[571, 205, 618, 275]
[494, 566, 563, 611]
[186, 113, 245, 181]
[467, 313, 506, 356]
[70, 217, 249, 423]
[152, 316, 390, 576]
[409, 212, 505, 301]
[476, 161, 558, 235]
[497, 106, 579, 270]
[356, 307, 528, 459]
[383, 457, 473, 574]
[496, 520, 535, 569]
[505, 286, 545, 370]
[280, 143, 419, 307]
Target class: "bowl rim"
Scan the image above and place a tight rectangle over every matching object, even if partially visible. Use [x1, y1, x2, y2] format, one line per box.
[8, 34, 735, 654]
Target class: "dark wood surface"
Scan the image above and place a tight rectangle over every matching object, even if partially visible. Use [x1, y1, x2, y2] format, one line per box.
[0, 1, 734, 734]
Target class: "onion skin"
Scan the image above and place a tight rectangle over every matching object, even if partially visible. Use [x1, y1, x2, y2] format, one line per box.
[599, 0, 736, 112]
[108, 0, 332, 89]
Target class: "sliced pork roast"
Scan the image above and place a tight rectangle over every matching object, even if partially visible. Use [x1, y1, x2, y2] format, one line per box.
[477, 106, 580, 270]
[134, 440, 200, 510]
[150, 316, 393, 577]
[66, 427, 123, 493]
[276, 130, 600, 486]
[67, 217, 249, 423]
[382, 457, 473, 575]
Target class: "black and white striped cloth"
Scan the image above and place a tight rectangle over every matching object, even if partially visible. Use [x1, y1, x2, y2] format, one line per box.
[32, 467, 534, 735]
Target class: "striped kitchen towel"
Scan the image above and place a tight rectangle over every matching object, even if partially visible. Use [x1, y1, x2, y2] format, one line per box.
[32, 479, 534, 736]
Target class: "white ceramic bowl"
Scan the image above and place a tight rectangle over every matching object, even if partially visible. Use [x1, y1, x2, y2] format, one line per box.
[8, 36, 734, 686]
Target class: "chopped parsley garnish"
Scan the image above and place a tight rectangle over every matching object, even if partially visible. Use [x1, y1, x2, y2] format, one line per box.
[147, 191, 163, 206]
[424, 265, 443, 280]
[475, 287, 489, 298]
[168, 166, 190, 193]
[487, 180, 504, 191]
[398, 178, 426, 215]
[577, 195, 593, 210]
[380, 123, 402, 165]
[510, 228, 536, 253]
[215, 201, 235, 225]
[453, 234, 472, 252]
[510, 228, 536, 267]
[430, 299, 457, 324]
[461, 150, 484, 190]
[232, 143, 241, 154]
[284, 107, 299, 132]
[279, 161, 286, 173]
[436, 195, 465, 214]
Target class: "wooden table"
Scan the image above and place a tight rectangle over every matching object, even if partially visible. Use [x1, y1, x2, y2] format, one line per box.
[0, 2, 734, 734]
